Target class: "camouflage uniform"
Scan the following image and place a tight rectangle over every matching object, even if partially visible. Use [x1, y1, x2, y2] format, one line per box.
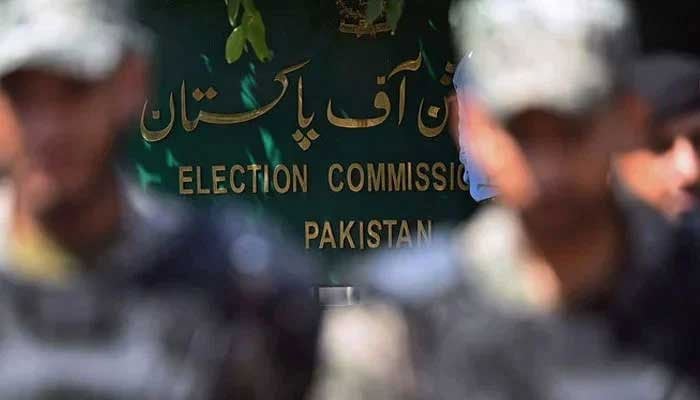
[313, 193, 700, 400]
[313, 0, 699, 398]
[0, 0, 320, 398]
[0, 180, 320, 400]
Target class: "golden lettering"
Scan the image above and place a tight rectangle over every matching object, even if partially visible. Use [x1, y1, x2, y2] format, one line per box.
[212, 165, 227, 194]
[417, 220, 432, 246]
[359, 221, 365, 250]
[398, 77, 406, 125]
[141, 93, 175, 142]
[440, 62, 455, 86]
[292, 164, 308, 193]
[319, 221, 337, 249]
[198, 60, 310, 125]
[263, 165, 270, 193]
[230, 165, 246, 193]
[247, 164, 261, 193]
[387, 163, 406, 192]
[418, 97, 449, 138]
[327, 91, 392, 129]
[305, 221, 319, 249]
[328, 163, 344, 192]
[383, 220, 398, 248]
[347, 163, 365, 192]
[457, 163, 468, 191]
[303, 219, 436, 251]
[181, 81, 200, 132]
[432, 162, 448, 191]
[339, 221, 356, 249]
[387, 52, 423, 80]
[196, 166, 210, 194]
[415, 162, 430, 191]
[367, 220, 382, 249]
[273, 165, 291, 193]
[397, 221, 413, 248]
[297, 76, 314, 129]
[367, 163, 386, 192]
[339, 20, 392, 36]
[179, 166, 194, 195]
[386, 52, 422, 127]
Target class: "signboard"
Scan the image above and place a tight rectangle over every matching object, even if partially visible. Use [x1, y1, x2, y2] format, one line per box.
[127, 0, 477, 282]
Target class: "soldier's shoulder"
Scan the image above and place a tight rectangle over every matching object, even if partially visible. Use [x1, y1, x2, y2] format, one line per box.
[353, 231, 470, 307]
[125, 184, 317, 295]
[353, 205, 526, 308]
[205, 203, 318, 288]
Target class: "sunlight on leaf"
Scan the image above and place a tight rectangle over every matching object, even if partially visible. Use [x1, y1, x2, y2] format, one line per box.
[260, 127, 281, 167]
[419, 38, 436, 80]
[200, 54, 213, 73]
[226, 0, 242, 26]
[243, 9, 272, 62]
[136, 164, 162, 190]
[245, 147, 256, 165]
[223, 0, 273, 64]
[226, 26, 247, 64]
[240, 74, 260, 110]
[165, 149, 181, 167]
[244, 148, 267, 200]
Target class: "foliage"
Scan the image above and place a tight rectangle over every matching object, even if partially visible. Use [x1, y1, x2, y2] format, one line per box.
[365, 0, 404, 33]
[222, 0, 406, 64]
[224, 0, 273, 64]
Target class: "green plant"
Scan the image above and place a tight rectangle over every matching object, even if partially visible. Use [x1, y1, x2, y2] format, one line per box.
[365, 0, 404, 33]
[224, 0, 272, 64]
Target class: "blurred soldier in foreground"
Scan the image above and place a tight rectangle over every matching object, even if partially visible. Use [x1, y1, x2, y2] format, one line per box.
[616, 54, 700, 221]
[614, 55, 700, 379]
[312, 0, 699, 399]
[0, 1, 319, 399]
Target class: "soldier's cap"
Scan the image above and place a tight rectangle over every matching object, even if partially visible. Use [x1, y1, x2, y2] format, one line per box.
[633, 54, 700, 123]
[0, 0, 151, 81]
[449, 0, 639, 122]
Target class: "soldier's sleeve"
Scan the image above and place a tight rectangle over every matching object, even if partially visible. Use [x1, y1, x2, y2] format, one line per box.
[309, 236, 467, 400]
[310, 301, 417, 400]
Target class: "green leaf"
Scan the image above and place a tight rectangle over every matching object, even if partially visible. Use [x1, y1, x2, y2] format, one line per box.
[244, 10, 272, 62]
[240, 74, 260, 110]
[427, 18, 437, 32]
[135, 164, 162, 190]
[241, 91, 258, 110]
[226, 0, 241, 26]
[418, 38, 436, 79]
[245, 148, 256, 165]
[165, 149, 181, 168]
[386, 0, 404, 33]
[199, 53, 213, 73]
[241, 0, 258, 13]
[225, 25, 246, 64]
[365, 0, 383, 25]
[260, 127, 281, 167]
